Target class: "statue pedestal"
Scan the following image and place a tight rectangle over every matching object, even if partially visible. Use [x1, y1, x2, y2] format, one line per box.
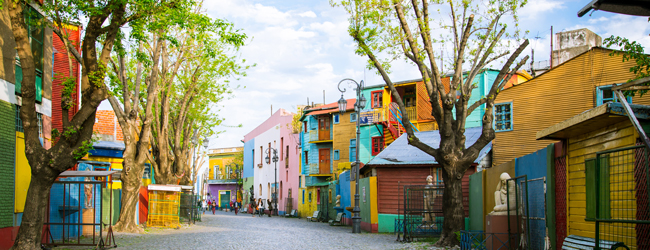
[485, 214, 519, 250]
[334, 206, 344, 213]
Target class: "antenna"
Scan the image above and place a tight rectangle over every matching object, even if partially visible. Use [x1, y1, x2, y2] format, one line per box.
[530, 32, 542, 78]
[323, 90, 325, 105]
[550, 26, 553, 69]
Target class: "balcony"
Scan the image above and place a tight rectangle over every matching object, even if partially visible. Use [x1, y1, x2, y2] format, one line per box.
[308, 130, 332, 143]
[308, 163, 331, 176]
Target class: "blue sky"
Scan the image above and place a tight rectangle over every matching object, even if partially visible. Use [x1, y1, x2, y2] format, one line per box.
[164, 0, 650, 149]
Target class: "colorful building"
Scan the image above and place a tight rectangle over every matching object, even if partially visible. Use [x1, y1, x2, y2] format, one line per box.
[242, 109, 299, 215]
[206, 147, 243, 209]
[537, 102, 650, 249]
[362, 127, 491, 233]
[0, 2, 58, 248]
[492, 46, 648, 167]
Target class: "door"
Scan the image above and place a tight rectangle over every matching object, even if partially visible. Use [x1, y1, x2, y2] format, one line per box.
[319, 148, 330, 174]
[220, 191, 230, 209]
[318, 116, 330, 140]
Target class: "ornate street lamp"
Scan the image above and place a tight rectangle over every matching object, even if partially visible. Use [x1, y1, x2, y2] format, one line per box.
[337, 78, 366, 234]
[265, 147, 279, 216]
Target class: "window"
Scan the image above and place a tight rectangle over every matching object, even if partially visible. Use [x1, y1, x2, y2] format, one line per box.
[494, 102, 513, 132]
[304, 121, 307, 132]
[597, 85, 632, 106]
[317, 189, 321, 205]
[280, 137, 284, 161]
[333, 150, 340, 161]
[260, 146, 263, 166]
[350, 139, 357, 162]
[15, 6, 44, 103]
[304, 151, 309, 164]
[371, 90, 383, 108]
[299, 176, 302, 189]
[308, 192, 312, 203]
[586, 157, 610, 219]
[302, 189, 305, 204]
[350, 113, 357, 122]
[214, 165, 218, 179]
[372, 136, 384, 156]
[15, 105, 23, 132]
[333, 114, 339, 124]
[329, 189, 332, 203]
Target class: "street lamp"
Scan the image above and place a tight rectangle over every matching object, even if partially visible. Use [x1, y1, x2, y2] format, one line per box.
[337, 78, 366, 234]
[265, 147, 279, 216]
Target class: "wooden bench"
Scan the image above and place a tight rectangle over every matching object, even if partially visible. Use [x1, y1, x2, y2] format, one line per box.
[307, 211, 320, 222]
[562, 235, 629, 250]
[329, 213, 343, 226]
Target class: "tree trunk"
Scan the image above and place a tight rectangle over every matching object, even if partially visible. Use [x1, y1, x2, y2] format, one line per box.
[112, 148, 144, 233]
[435, 164, 465, 247]
[11, 174, 55, 250]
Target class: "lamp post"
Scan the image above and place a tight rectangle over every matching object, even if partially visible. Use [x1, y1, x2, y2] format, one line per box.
[337, 78, 367, 234]
[228, 162, 240, 203]
[265, 147, 279, 216]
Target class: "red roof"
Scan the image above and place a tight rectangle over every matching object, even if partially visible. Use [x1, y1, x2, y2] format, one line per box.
[305, 99, 356, 116]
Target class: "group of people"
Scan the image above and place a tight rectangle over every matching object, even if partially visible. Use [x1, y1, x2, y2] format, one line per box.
[249, 198, 274, 217]
[204, 200, 218, 215]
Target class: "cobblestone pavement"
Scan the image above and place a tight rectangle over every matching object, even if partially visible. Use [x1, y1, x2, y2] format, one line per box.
[111, 210, 437, 250]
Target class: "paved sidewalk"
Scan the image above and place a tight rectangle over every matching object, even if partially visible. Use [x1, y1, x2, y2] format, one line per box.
[110, 210, 434, 250]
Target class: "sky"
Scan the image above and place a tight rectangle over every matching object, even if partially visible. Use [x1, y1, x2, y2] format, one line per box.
[99, 0, 650, 150]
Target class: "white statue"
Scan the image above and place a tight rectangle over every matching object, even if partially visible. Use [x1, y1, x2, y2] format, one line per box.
[335, 195, 341, 207]
[491, 172, 518, 215]
[423, 175, 436, 224]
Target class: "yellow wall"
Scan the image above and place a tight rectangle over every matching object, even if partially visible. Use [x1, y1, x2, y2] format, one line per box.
[208, 156, 239, 179]
[333, 111, 356, 172]
[493, 48, 648, 166]
[85, 156, 124, 189]
[369, 176, 378, 225]
[15, 132, 29, 213]
[566, 120, 637, 248]
[298, 187, 318, 218]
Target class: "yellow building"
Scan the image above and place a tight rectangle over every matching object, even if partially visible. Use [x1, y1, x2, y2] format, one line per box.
[207, 147, 243, 208]
[538, 102, 650, 249]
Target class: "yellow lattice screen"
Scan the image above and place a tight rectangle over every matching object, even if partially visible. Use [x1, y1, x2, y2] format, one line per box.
[147, 190, 181, 228]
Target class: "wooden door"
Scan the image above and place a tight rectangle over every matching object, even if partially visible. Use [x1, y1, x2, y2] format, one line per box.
[318, 116, 331, 140]
[319, 148, 330, 174]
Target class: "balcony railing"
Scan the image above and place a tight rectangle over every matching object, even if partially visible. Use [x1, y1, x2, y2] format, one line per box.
[405, 107, 417, 121]
[360, 103, 417, 125]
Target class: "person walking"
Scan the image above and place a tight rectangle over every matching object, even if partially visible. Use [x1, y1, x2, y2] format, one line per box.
[207, 200, 212, 215]
[234, 200, 239, 215]
[212, 200, 217, 214]
[257, 198, 264, 217]
[251, 199, 257, 217]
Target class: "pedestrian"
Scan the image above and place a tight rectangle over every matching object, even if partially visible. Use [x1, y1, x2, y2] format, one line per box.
[207, 200, 212, 215]
[267, 199, 273, 217]
[212, 200, 216, 214]
[258, 198, 264, 217]
[251, 199, 257, 217]
[198, 199, 203, 215]
[234, 200, 239, 215]
[230, 200, 234, 212]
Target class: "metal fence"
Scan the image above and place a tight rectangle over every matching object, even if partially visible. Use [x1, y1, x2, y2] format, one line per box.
[180, 194, 200, 224]
[526, 177, 547, 250]
[460, 230, 514, 250]
[506, 175, 530, 249]
[399, 185, 444, 242]
[591, 145, 650, 249]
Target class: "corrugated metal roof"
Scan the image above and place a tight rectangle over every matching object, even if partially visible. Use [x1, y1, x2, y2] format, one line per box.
[365, 126, 491, 166]
[304, 99, 356, 116]
[93, 141, 125, 151]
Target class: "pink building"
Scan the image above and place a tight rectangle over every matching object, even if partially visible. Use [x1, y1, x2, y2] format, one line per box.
[242, 109, 300, 215]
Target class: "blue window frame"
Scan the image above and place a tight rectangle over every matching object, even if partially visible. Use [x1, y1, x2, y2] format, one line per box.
[350, 113, 357, 122]
[349, 139, 357, 162]
[494, 102, 513, 132]
[333, 150, 340, 160]
[333, 114, 339, 124]
[302, 189, 305, 204]
[597, 85, 632, 106]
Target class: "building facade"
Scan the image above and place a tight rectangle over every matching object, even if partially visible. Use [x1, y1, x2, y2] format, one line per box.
[243, 109, 299, 215]
[206, 147, 243, 209]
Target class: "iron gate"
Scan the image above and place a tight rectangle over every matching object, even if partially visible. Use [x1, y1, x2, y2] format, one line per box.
[526, 177, 547, 250]
[400, 185, 444, 242]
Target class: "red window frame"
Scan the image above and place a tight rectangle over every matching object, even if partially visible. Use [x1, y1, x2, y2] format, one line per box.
[372, 136, 384, 156]
[371, 90, 383, 108]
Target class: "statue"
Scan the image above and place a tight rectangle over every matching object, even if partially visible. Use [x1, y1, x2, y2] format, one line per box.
[335, 195, 341, 207]
[491, 172, 518, 215]
[422, 175, 436, 227]
[84, 168, 93, 208]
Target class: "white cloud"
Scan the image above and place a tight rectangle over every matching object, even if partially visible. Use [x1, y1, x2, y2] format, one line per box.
[519, 0, 566, 20]
[298, 11, 317, 18]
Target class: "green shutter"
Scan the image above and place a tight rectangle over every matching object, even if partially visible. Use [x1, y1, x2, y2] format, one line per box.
[35, 72, 42, 103]
[14, 63, 22, 94]
[585, 156, 611, 220]
[598, 155, 610, 219]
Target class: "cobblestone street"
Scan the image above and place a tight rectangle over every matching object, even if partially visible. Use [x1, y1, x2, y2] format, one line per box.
[112, 210, 419, 250]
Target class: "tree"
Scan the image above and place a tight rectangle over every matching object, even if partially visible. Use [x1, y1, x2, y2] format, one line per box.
[148, 10, 248, 185]
[604, 20, 650, 96]
[6, 0, 169, 248]
[332, 0, 529, 246]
